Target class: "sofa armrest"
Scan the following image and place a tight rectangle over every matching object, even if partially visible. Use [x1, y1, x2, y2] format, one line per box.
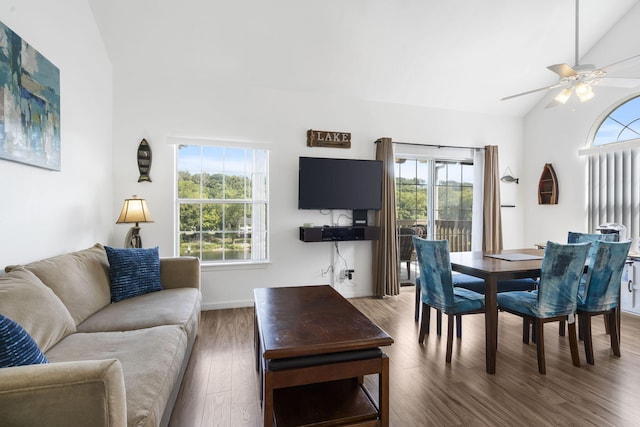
[160, 256, 200, 290]
[0, 359, 126, 427]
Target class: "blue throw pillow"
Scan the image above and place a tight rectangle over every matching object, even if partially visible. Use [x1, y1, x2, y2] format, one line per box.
[105, 246, 163, 303]
[0, 314, 48, 367]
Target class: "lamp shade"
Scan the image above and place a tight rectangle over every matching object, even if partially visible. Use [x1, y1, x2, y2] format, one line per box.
[116, 196, 154, 224]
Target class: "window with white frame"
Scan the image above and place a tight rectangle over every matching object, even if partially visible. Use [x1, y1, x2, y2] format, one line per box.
[584, 95, 640, 239]
[176, 144, 269, 264]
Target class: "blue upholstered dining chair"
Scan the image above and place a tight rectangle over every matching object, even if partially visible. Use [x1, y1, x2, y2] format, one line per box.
[568, 231, 618, 257]
[568, 231, 619, 243]
[556, 231, 619, 337]
[577, 240, 631, 365]
[413, 237, 485, 363]
[497, 241, 591, 374]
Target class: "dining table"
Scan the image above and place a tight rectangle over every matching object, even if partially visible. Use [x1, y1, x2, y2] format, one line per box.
[448, 248, 545, 374]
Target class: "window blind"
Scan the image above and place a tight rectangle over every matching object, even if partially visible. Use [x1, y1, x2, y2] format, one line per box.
[587, 147, 640, 240]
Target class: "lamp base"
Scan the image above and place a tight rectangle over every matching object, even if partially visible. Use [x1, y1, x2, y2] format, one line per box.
[124, 226, 142, 248]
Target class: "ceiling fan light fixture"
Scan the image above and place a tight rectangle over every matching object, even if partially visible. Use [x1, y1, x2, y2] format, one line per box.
[501, 0, 640, 106]
[554, 88, 572, 104]
[575, 82, 595, 102]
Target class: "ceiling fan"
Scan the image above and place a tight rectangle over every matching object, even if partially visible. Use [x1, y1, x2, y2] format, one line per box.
[501, 0, 640, 108]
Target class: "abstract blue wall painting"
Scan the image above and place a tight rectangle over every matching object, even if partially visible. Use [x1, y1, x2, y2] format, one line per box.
[0, 21, 60, 171]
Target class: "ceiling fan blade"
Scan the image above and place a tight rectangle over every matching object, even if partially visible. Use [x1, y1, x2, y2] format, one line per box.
[598, 77, 640, 88]
[600, 53, 640, 73]
[547, 63, 577, 78]
[500, 84, 563, 101]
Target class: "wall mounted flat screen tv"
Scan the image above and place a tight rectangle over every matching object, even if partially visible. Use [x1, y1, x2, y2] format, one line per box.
[298, 157, 383, 210]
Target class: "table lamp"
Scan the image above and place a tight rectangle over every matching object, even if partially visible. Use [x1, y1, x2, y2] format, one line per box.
[116, 195, 154, 248]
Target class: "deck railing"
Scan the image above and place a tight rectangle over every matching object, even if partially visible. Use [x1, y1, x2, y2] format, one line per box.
[398, 219, 472, 253]
[435, 220, 472, 252]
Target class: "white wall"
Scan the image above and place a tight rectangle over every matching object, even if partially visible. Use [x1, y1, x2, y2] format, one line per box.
[4, 2, 638, 308]
[522, 3, 640, 247]
[0, 1, 542, 309]
[109, 62, 524, 308]
[0, 0, 113, 266]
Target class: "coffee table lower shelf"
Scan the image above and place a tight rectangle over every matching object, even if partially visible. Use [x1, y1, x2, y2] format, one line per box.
[273, 378, 380, 427]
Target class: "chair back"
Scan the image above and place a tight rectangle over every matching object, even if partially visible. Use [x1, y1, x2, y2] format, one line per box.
[398, 228, 416, 261]
[413, 237, 454, 311]
[567, 231, 618, 259]
[581, 240, 632, 312]
[536, 241, 591, 317]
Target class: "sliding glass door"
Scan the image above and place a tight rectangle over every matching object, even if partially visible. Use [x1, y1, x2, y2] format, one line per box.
[395, 158, 474, 252]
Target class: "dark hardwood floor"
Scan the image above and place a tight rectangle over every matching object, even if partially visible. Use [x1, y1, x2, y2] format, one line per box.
[169, 286, 640, 426]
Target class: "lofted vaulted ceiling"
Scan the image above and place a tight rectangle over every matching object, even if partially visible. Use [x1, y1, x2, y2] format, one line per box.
[88, 0, 640, 117]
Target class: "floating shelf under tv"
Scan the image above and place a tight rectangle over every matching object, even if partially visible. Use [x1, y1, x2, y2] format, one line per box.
[299, 226, 380, 242]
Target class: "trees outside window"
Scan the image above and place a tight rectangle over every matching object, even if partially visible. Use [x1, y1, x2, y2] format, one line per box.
[177, 145, 268, 263]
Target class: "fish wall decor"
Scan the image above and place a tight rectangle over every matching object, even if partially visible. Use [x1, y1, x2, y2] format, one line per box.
[137, 138, 152, 182]
[500, 166, 518, 184]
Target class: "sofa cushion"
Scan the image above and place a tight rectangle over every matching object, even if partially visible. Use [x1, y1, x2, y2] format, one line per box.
[8, 244, 111, 325]
[77, 288, 201, 338]
[0, 314, 48, 367]
[105, 246, 162, 303]
[0, 267, 76, 352]
[45, 325, 188, 427]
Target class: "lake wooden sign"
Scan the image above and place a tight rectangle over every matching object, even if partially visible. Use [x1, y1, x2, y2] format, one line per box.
[307, 129, 351, 148]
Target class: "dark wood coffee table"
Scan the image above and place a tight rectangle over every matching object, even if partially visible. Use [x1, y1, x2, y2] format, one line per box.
[254, 285, 394, 427]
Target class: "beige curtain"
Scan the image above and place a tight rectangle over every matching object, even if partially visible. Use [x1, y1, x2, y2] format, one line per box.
[373, 137, 399, 297]
[482, 145, 503, 252]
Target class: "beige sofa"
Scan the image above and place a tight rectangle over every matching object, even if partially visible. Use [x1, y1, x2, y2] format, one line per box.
[0, 244, 201, 427]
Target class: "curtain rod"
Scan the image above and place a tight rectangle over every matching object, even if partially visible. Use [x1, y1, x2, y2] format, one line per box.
[375, 140, 483, 151]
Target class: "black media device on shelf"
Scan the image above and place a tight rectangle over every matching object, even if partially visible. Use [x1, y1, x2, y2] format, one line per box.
[352, 209, 368, 226]
[298, 157, 383, 219]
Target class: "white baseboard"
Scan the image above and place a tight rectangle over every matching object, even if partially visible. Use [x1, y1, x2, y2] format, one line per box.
[202, 300, 255, 311]
[200, 289, 374, 311]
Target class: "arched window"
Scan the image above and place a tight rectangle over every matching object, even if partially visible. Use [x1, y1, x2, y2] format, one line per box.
[593, 95, 640, 146]
[585, 96, 640, 240]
